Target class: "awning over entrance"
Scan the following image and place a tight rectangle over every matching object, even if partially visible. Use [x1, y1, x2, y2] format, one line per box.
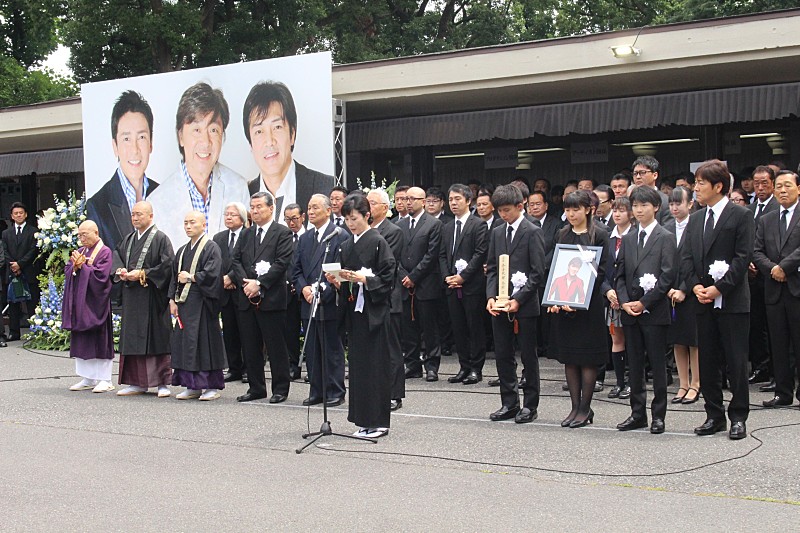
[348, 82, 800, 151]
[0, 148, 83, 178]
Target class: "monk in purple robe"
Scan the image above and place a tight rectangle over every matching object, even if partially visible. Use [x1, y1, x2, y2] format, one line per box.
[63, 220, 116, 393]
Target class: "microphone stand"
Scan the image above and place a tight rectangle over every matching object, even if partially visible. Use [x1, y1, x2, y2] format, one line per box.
[297, 236, 376, 453]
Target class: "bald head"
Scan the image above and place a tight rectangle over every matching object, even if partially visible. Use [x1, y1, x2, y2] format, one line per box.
[407, 186, 426, 216]
[183, 210, 207, 241]
[78, 220, 100, 247]
[131, 201, 154, 231]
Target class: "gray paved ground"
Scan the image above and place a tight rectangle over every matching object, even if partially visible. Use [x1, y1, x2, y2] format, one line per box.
[2, 340, 799, 532]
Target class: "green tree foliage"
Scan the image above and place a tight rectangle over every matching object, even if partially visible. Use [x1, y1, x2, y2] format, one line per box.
[48, 0, 800, 85]
[0, 54, 77, 107]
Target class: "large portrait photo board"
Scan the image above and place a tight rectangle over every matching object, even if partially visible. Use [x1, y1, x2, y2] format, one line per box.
[81, 52, 334, 250]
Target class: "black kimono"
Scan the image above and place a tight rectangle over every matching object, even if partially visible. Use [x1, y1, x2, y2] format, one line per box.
[338, 229, 396, 429]
[169, 237, 227, 389]
[112, 226, 175, 388]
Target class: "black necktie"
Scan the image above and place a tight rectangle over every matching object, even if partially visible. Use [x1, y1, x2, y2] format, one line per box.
[507, 225, 513, 249]
[16, 226, 21, 236]
[336, 217, 343, 227]
[638, 230, 646, 249]
[534, 219, 542, 228]
[454, 220, 462, 254]
[293, 233, 298, 246]
[780, 209, 789, 241]
[755, 203, 765, 220]
[257, 227, 263, 243]
[229, 231, 236, 252]
[410, 218, 416, 231]
[704, 210, 715, 246]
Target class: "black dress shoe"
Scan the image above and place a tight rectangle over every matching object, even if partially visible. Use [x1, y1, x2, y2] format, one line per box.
[241, 373, 249, 384]
[5, 334, 20, 341]
[448, 370, 469, 383]
[289, 367, 301, 381]
[681, 387, 700, 404]
[759, 380, 776, 392]
[618, 385, 631, 399]
[748, 369, 770, 384]
[390, 399, 403, 411]
[694, 418, 727, 436]
[650, 419, 665, 434]
[593, 381, 604, 392]
[462, 371, 482, 385]
[441, 347, 452, 356]
[729, 421, 747, 440]
[762, 396, 792, 408]
[487, 378, 501, 387]
[617, 416, 647, 431]
[569, 409, 594, 428]
[405, 368, 423, 379]
[325, 397, 345, 407]
[489, 405, 520, 421]
[514, 408, 538, 424]
[0, 339, 6, 347]
[302, 397, 323, 406]
[269, 394, 288, 404]
[561, 382, 569, 391]
[223, 372, 243, 383]
[236, 392, 267, 402]
[519, 376, 527, 388]
[671, 387, 688, 403]
[425, 370, 439, 382]
[608, 385, 622, 399]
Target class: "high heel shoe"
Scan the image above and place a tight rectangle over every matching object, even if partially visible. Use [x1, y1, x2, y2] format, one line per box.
[569, 409, 594, 428]
[560, 409, 578, 427]
[682, 387, 700, 404]
[671, 387, 688, 404]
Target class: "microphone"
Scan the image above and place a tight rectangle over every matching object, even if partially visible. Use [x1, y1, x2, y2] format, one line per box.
[321, 226, 342, 243]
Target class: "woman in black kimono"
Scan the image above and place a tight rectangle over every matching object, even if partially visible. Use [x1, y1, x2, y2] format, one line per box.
[326, 193, 396, 438]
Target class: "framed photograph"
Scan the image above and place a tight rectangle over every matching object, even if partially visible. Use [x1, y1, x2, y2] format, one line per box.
[541, 244, 604, 311]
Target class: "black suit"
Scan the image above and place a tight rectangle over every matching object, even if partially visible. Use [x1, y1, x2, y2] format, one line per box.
[656, 190, 674, 226]
[2, 223, 38, 338]
[747, 196, 778, 376]
[231, 221, 294, 398]
[247, 161, 334, 218]
[291, 224, 348, 401]
[616, 224, 677, 422]
[213, 228, 245, 378]
[284, 230, 304, 375]
[681, 200, 753, 423]
[434, 210, 455, 353]
[753, 205, 800, 402]
[535, 214, 566, 356]
[87, 173, 160, 253]
[397, 212, 443, 374]
[439, 214, 488, 375]
[486, 217, 546, 411]
[375, 218, 406, 400]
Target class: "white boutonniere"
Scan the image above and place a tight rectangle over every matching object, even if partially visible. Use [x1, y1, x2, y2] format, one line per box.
[356, 267, 374, 278]
[639, 273, 657, 293]
[511, 271, 528, 294]
[255, 261, 271, 276]
[455, 259, 468, 275]
[311, 280, 327, 292]
[708, 260, 729, 309]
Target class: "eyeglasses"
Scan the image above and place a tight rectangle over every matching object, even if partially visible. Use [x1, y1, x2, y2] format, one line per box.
[730, 197, 747, 204]
[405, 197, 425, 202]
[632, 170, 653, 177]
[284, 216, 302, 223]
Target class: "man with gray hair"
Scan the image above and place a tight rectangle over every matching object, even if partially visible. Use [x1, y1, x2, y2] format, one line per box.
[292, 193, 348, 406]
[231, 191, 294, 403]
[213, 201, 249, 384]
[368, 188, 406, 410]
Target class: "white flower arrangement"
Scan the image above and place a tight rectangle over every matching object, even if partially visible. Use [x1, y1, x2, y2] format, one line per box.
[455, 259, 469, 275]
[35, 191, 86, 253]
[255, 261, 271, 276]
[639, 273, 657, 293]
[355, 172, 400, 217]
[511, 271, 528, 294]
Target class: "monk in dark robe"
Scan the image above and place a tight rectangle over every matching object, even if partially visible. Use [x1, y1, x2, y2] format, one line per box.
[63, 220, 115, 393]
[169, 211, 226, 400]
[113, 201, 175, 397]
